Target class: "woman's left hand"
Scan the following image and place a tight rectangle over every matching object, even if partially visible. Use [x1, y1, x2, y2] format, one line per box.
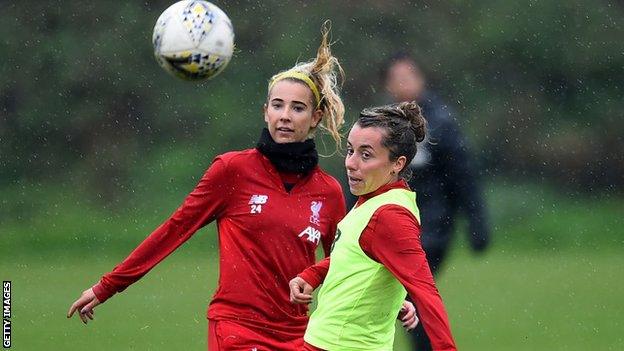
[289, 277, 314, 304]
[398, 300, 419, 331]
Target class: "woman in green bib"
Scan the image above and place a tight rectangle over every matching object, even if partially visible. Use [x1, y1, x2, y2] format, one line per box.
[290, 101, 457, 351]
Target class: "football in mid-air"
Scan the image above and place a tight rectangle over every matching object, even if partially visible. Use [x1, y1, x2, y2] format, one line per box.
[152, 0, 234, 81]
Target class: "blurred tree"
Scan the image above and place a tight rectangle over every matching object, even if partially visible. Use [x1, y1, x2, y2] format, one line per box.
[1, 0, 622, 199]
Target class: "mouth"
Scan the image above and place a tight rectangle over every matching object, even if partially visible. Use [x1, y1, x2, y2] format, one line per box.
[276, 127, 294, 133]
[347, 175, 362, 187]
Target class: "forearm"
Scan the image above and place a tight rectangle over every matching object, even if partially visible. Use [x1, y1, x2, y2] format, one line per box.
[406, 275, 457, 351]
[93, 159, 229, 301]
[298, 256, 330, 289]
[93, 217, 203, 302]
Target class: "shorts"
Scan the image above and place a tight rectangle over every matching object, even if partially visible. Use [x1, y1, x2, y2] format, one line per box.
[208, 320, 304, 351]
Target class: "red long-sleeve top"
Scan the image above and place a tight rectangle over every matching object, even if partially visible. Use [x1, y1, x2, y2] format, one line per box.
[299, 180, 457, 351]
[92, 149, 346, 339]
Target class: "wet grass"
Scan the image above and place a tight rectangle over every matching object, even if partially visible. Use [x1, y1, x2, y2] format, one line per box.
[396, 249, 624, 350]
[2, 179, 623, 350]
[3, 246, 623, 350]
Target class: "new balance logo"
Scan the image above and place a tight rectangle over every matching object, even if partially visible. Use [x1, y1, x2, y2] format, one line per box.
[298, 226, 321, 245]
[248, 194, 268, 205]
[249, 194, 268, 214]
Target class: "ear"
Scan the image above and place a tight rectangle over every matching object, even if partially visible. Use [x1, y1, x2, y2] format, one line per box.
[263, 103, 269, 123]
[393, 156, 407, 176]
[311, 108, 323, 128]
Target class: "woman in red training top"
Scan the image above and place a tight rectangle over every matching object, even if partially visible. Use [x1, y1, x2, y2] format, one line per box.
[290, 102, 457, 351]
[68, 25, 348, 350]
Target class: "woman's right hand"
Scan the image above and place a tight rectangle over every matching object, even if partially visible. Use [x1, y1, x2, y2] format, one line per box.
[67, 288, 101, 324]
[289, 277, 314, 304]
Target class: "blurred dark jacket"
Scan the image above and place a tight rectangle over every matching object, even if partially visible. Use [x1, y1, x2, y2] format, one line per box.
[410, 91, 489, 254]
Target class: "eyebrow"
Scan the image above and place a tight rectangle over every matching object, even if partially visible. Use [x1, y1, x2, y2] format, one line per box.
[347, 141, 375, 151]
[270, 97, 309, 108]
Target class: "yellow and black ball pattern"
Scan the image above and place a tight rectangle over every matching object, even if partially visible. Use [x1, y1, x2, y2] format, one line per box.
[152, 0, 234, 81]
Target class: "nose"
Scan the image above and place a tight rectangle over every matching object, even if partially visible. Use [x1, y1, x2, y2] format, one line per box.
[345, 153, 356, 172]
[279, 105, 292, 122]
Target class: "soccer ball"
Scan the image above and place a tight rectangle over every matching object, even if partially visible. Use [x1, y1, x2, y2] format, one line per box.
[152, 0, 235, 81]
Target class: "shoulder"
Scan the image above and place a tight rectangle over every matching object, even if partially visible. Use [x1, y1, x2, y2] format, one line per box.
[213, 148, 260, 170]
[372, 204, 420, 228]
[365, 204, 421, 248]
[312, 168, 344, 197]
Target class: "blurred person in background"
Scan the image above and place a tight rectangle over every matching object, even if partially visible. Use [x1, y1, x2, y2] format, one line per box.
[67, 25, 349, 351]
[383, 52, 491, 351]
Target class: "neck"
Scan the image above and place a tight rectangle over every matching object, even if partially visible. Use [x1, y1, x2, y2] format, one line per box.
[256, 128, 318, 174]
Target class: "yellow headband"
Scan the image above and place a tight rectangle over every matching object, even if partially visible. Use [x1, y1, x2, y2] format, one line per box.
[268, 70, 321, 108]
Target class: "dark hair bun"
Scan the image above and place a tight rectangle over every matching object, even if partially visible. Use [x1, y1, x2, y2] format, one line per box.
[356, 101, 428, 181]
[397, 101, 426, 142]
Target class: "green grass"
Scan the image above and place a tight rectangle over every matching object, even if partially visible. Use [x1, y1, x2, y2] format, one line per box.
[396, 249, 624, 350]
[3, 247, 623, 350]
[6, 251, 216, 350]
[2, 179, 623, 350]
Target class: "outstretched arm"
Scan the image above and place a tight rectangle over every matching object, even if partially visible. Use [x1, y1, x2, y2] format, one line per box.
[363, 205, 457, 351]
[67, 157, 231, 324]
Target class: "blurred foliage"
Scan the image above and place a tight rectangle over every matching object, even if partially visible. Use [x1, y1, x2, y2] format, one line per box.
[2, 178, 622, 257]
[1, 3, 623, 348]
[1, 0, 623, 198]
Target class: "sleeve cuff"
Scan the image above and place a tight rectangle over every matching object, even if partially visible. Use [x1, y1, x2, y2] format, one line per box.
[92, 281, 115, 303]
[298, 270, 323, 289]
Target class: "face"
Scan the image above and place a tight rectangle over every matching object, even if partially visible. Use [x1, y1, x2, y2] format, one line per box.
[385, 60, 425, 102]
[345, 124, 406, 196]
[264, 80, 322, 143]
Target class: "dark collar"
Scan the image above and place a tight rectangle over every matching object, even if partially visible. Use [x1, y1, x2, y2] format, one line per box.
[256, 128, 318, 174]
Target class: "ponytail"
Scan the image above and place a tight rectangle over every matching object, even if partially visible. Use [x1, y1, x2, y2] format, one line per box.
[268, 20, 345, 152]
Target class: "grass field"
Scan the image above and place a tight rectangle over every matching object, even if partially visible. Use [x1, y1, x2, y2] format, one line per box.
[3, 246, 623, 350]
[2, 180, 623, 350]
